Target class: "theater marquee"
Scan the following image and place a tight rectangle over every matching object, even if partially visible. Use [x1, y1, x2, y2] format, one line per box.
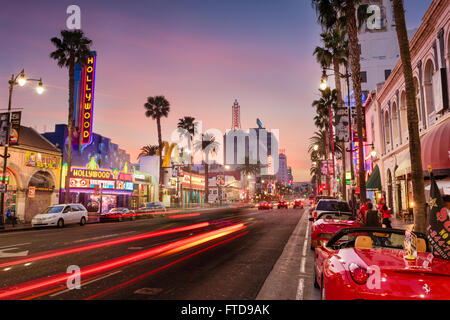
[79, 53, 97, 147]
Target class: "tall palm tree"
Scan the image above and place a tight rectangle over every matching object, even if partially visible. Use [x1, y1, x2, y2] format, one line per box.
[391, 0, 426, 233]
[177, 116, 196, 166]
[144, 96, 170, 201]
[137, 144, 159, 159]
[194, 133, 219, 203]
[50, 30, 92, 203]
[312, 0, 368, 202]
[314, 28, 348, 199]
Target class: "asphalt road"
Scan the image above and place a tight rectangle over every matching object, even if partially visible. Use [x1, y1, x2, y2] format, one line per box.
[0, 206, 319, 300]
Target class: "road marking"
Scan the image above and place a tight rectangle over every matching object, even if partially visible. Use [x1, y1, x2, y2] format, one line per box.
[296, 278, 304, 300]
[49, 270, 122, 297]
[302, 222, 309, 257]
[0, 247, 29, 258]
[300, 257, 306, 273]
[0, 243, 30, 250]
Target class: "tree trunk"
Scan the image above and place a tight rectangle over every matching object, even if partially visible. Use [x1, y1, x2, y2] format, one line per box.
[65, 57, 75, 204]
[157, 117, 163, 202]
[333, 56, 347, 201]
[392, 0, 427, 233]
[345, 1, 366, 203]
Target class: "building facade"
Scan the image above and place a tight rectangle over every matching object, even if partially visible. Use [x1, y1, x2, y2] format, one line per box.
[0, 126, 62, 222]
[365, 0, 450, 216]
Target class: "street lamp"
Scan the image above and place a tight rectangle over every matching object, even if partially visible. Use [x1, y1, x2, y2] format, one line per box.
[370, 145, 377, 158]
[319, 78, 328, 90]
[0, 69, 43, 228]
[313, 144, 319, 152]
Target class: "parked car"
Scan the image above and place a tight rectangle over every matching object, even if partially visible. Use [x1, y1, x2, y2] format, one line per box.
[32, 204, 88, 228]
[100, 207, 135, 222]
[309, 211, 361, 249]
[277, 200, 288, 209]
[314, 227, 450, 300]
[311, 199, 351, 219]
[258, 202, 273, 210]
[293, 199, 304, 209]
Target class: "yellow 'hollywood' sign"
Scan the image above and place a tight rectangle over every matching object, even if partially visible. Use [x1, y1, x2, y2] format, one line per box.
[79, 54, 97, 146]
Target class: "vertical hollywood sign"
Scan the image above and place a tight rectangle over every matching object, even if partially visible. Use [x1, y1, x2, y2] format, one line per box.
[79, 54, 97, 146]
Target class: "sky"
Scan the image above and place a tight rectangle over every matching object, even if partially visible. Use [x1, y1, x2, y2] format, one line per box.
[0, 0, 432, 181]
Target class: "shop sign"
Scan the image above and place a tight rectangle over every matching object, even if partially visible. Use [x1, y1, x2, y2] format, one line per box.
[28, 186, 36, 198]
[25, 151, 60, 169]
[181, 173, 205, 189]
[79, 54, 97, 147]
[116, 181, 134, 191]
[118, 172, 133, 182]
[90, 180, 114, 189]
[71, 168, 113, 179]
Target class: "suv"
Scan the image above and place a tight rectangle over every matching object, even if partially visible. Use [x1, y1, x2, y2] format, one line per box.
[32, 204, 88, 228]
[311, 199, 351, 220]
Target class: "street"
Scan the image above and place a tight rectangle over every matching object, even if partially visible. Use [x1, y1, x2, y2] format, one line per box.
[0, 206, 319, 300]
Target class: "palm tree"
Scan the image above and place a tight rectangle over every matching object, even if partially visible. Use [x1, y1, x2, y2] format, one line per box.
[137, 144, 159, 159]
[236, 157, 262, 200]
[194, 133, 219, 203]
[391, 0, 426, 233]
[50, 30, 92, 203]
[314, 29, 348, 199]
[144, 96, 170, 201]
[177, 116, 196, 167]
[312, 0, 369, 202]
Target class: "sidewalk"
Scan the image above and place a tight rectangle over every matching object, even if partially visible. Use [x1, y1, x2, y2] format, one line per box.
[391, 217, 414, 231]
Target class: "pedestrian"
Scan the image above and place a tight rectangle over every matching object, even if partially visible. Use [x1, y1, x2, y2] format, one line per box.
[443, 195, 450, 220]
[380, 204, 392, 228]
[359, 199, 371, 224]
[365, 202, 381, 227]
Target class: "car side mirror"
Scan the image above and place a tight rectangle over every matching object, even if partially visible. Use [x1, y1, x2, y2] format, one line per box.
[309, 217, 315, 222]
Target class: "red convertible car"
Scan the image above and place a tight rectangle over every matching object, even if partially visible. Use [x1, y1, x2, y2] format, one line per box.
[314, 227, 450, 300]
[309, 211, 361, 249]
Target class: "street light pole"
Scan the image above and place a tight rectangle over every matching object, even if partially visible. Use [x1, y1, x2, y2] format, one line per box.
[0, 70, 43, 229]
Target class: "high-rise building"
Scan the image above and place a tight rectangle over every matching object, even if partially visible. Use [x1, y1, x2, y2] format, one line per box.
[276, 153, 289, 183]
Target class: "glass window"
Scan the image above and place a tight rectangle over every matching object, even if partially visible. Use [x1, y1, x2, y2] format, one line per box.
[63, 206, 71, 213]
[316, 200, 350, 212]
[43, 205, 65, 214]
[361, 71, 367, 83]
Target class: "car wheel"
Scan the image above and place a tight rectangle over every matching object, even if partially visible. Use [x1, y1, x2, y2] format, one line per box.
[57, 219, 64, 228]
[80, 217, 86, 226]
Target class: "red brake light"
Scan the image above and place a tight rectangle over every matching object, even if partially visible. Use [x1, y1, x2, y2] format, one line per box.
[349, 263, 368, 285]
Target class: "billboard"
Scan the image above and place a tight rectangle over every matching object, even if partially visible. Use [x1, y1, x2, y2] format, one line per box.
[0, 111, 22, 146]
[79, 53, 97, 147]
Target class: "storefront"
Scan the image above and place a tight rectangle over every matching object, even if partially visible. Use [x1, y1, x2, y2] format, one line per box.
[0, 126, 62, 222]
[62, 166, 134, 213]
[179, 169, 205, 207]
[131, 170, 155, 210]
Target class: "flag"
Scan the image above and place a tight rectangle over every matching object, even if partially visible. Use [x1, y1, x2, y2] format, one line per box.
[426, 171, 450, 260]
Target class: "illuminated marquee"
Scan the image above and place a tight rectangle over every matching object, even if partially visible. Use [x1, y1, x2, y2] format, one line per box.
[79, 54, 97, 147]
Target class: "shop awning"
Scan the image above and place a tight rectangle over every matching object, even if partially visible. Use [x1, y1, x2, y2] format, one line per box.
[366, 165, 382, 190]
[395, 158, 411, 178]
[421, 118, 450, 171]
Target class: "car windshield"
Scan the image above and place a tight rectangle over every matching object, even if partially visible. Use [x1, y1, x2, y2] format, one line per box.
[316, 201, 350, 212]
[43, 205, 65, 214]
[327, 228, 429, 252]
[317, 212, 354, 221]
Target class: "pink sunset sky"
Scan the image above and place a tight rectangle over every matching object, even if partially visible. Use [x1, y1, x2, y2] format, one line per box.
[0, 0, 431, 181]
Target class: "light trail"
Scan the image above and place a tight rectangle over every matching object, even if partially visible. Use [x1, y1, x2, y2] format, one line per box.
[0, 223, 246, 299]
[0, 222, 209, 268]
[85, 231, 249, 300]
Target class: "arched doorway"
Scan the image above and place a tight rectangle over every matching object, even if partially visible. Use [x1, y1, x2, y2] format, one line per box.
[25, 171, 55, 221]
[424, 59, 435, 119]
[387, 169, 393, 210]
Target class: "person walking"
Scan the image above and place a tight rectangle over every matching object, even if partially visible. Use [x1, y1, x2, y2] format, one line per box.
[380, 203, 392, 228]
[364, 202, 381, 227]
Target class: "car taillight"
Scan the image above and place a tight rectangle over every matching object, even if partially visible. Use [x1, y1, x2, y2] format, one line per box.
[313, 211, 317, 218]
[349, 263, 368, 285]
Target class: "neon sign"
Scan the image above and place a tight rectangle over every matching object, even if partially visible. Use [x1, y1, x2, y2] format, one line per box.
[79, 54, 97, 147]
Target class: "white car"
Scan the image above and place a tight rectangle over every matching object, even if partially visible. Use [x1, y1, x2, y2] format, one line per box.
[311, 199, 351, 220]
[32, 204, 88, 228]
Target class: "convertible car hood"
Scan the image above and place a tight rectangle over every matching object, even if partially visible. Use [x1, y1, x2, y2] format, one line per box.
[349, 248, 450, 276]
[337, 248, 450, 299]
[315, 219, 360, 228]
